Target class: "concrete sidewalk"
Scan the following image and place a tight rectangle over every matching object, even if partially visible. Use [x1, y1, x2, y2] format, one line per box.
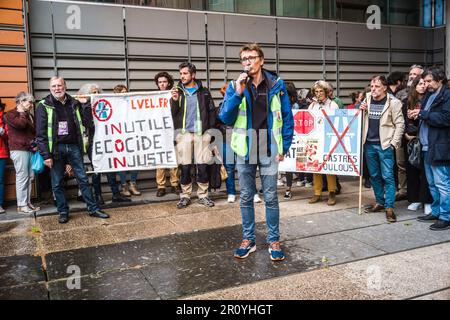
[0, 178, 449, 300]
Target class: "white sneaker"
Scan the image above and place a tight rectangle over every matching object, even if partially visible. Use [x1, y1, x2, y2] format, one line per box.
[305, 182, 313, 188]
[407, 202, 422, 211]
[17, 206, 34, 214]
[0, 206, 5, 214]
[227, 194, 236, 203]
[424, 203, 432, 215]
[277, 179, 284, 187]
[296, 180, 306, 187]
[253, 194, 262, 203]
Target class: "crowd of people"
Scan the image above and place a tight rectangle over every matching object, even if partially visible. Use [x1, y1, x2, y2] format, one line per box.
[0, 42, 448, 261]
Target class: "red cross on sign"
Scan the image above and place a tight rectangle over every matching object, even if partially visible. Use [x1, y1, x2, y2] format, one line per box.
[294, 110, 315, 135]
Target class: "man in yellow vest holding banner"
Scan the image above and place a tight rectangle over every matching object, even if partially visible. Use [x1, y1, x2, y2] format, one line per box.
[35, 76, 110, 224]
[219, 43, 294, 261]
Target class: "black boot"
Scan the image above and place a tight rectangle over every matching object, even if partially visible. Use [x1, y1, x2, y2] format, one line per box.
[95, 193, 105, 206]
[112, 194, 132, 203]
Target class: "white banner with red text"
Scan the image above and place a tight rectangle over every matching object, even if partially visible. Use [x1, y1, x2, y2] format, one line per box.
[91, 91, 177, 173]
[279, 109, 362, 176]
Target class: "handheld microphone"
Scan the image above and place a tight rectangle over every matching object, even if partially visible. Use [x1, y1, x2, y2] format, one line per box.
[241, 67, 251, 88]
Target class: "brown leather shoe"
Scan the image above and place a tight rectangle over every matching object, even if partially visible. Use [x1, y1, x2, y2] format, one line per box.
[385, 208, 397, 222]
[327, 192, 336, 206]
[395, 193, 407, 201]
[364, 203, 385, 213]
[156, 188, 166, 197]
[309, 195, 322, 204]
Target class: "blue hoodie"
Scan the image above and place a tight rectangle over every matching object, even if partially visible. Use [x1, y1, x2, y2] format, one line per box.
[218, 69, 294, 160]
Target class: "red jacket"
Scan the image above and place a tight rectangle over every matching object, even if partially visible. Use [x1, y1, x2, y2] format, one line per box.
[5, 108, 36, 152]
[0, 111, 9, 158]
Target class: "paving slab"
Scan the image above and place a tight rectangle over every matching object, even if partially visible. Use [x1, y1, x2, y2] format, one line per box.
[0, 255, 45, 288]
[141, 250, 317, 300]
[333, 242, 450, 299]
[48, 269, 159, 300]
[185, 267, 375, 300]
[341, 220, 450, 253]
[0, 235, 37, 257]
[413, 289, 450, 300]
[41, 226, 117, 253]
[0, 283, 48, 300]
[287, 233, 386, 266]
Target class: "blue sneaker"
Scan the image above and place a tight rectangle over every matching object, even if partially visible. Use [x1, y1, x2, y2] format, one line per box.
[234, 239, 256, 259]
[268, 241, 285, 261]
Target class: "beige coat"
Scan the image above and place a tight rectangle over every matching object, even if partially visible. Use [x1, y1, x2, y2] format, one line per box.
[362, 93, 405, 150]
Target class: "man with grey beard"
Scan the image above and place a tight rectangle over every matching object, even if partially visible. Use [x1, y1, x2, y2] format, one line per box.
[35, 76, 110, 224]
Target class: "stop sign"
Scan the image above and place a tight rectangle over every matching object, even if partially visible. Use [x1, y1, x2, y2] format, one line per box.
[294, 110, 315, 135]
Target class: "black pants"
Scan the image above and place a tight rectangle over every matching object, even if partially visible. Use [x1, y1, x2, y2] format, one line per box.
[405, 156, 432, 204]
[180, 164, 209, 185]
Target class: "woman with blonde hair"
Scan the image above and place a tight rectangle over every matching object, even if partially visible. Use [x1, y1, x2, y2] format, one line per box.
[308, 80, 339, 205]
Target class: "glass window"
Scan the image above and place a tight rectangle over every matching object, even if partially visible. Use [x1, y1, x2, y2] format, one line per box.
[276, 0, 338, 19]
[422, 0, 432, 26]
[208, 0, 271, 15]
[208, 0, 234, 12]
[435, 0, 444, 26]
[389, 0, 420, 26]
[235, 0, 271, 15]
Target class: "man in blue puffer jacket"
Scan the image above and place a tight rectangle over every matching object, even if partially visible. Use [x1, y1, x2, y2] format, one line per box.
[219, 43, 294, 261]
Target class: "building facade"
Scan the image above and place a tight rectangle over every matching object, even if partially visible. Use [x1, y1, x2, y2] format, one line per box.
[0, 0, 447, 201]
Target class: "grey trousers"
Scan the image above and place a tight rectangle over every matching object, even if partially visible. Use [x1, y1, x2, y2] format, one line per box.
[10, 150, 34, 207]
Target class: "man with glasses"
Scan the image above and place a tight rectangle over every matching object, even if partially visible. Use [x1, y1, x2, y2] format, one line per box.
[219, 43, 294, 261]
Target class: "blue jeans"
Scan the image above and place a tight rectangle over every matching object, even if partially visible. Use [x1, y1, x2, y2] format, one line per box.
[236, 161, 280, 244]
[423, 152, 450, 221]
[0, 158, 6, 206]
[51, 144, 99, 214]
[223, 143, 236, 195]
[119, 170, 139, 184]
[365, 143, 396, 209]
[87, 145, 120, 196]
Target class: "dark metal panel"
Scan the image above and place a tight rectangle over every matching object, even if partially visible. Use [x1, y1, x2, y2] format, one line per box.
[30, 37, 53, 53]
[51, 2, 124, 37]
[338, 23, 389, 49]
[277, 19, 336, 47]
[278, 19, 324, 46]
[433, 27, 445, 50]
[55, 58, 125, 69]
[55, 38, 124, 55]
[340, 49, 389, 62]
[391, 51, 427, 64]
[188, 12, 205, 41]
[206, 13, 225, 42]
[224, 15, 276, 44]
[125, 7, 187, 40]
[390, 27, 428, 50]
[279, 47, 324, 61]
[127, 41, 188, 57]
[29, 0, 53, 34]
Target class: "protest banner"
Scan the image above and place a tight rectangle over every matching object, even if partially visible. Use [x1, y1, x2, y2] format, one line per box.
[279, 109, 362, 176]
[90, 91, 177, 173]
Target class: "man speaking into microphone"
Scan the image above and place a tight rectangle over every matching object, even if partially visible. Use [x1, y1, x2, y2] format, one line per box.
[219, 43, 294, 261]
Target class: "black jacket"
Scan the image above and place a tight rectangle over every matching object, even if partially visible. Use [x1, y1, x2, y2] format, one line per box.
[419, 85, 450, 165]
[170, 80, 216, 134]
[35, 94, 85, 160]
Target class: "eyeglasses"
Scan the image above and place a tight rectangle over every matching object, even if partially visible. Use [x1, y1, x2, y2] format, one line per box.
[240, 55, 260, 63]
